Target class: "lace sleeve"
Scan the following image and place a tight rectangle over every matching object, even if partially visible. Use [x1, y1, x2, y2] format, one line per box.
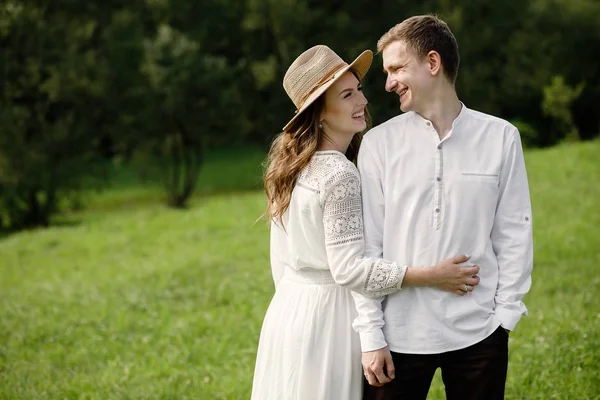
[321, 159, 406, 296]
[323, 166, 363, 246]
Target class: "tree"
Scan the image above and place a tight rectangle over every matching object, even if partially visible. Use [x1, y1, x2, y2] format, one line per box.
[135, 22, 239, 208]
[0, 2, 108, 228]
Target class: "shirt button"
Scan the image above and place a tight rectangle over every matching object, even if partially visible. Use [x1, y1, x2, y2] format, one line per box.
[435, 208, 440, 213]
[426, 122, 431, 126]
[525, 216, 529, 221]
[437, 144, 442, 150]
[436, 177, 441, 182]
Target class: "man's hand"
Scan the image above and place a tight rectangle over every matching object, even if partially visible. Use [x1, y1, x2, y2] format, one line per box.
[432, 255, 480, 296]
[362, 346, 395, 387]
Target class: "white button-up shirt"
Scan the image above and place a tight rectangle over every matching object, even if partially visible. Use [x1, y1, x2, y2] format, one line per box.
[353, 105, 533, 354]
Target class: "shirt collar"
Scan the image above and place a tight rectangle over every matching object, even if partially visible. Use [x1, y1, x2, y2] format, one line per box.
[410, 102, 469, 132]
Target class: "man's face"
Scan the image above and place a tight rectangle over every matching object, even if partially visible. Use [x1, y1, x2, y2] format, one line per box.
[382, 40, 433, 113]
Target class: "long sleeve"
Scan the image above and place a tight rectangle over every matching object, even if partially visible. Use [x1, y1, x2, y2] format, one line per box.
[269, 220, 288, 289]
[321, 160, 406, 299]
[351, 137, 389, 351]
[491, 127, 534, 331]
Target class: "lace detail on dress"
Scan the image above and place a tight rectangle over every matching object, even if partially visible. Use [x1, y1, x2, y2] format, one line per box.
[297, 152, 348, 194]
[319, 153, 405, 296]
[322, 158, 363, 247]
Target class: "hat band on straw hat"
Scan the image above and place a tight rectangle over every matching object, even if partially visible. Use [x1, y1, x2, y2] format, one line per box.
[294, 62, 347, 113]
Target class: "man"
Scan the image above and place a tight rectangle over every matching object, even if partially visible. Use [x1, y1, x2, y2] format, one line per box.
[353, 15, 533, 399]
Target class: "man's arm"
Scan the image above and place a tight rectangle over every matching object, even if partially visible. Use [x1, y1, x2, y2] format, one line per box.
[354, 134, 387, 348]
[491, 126, 534, 331]
[353, 134, 392, 386]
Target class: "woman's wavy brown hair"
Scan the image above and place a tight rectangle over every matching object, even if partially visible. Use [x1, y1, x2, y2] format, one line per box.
[263, 92, 372, 226]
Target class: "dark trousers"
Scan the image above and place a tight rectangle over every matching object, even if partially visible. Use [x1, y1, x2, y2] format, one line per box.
[363, 327, 509, 400]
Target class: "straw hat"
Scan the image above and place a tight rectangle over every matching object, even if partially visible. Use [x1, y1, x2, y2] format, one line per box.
[282, 45, 373, 131]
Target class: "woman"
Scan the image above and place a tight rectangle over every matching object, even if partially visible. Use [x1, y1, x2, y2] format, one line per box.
[251, 45, 479, 399]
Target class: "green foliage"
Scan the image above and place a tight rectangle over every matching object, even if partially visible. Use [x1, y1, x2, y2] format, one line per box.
[1, 0, 600, 224]
[499, 0, 600, 145]
[0, 3, 109, 229]
[119, 4, 246, 208]
[236, 0, 600, 146]
[138, 24, 206, 208]
[542, 76, 584, 142]
[0, 140, 599, 398]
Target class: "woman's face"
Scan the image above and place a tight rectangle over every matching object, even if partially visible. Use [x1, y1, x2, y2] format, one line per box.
[320, 71, 368, 136]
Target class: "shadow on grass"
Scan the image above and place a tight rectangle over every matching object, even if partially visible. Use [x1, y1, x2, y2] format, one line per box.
[0, 146, 266, 241]
[0, 186, 263, 243]
[51, 216, 84, 228]
[84, 186, 262, 212]
[0, 217, 83, 242]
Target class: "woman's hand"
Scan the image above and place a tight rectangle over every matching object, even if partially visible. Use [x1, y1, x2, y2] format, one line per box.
[402, 255, 480, 295]
[431, 255, 480, 296]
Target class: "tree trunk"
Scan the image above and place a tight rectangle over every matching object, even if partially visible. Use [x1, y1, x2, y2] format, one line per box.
[164, 128, 203, 208]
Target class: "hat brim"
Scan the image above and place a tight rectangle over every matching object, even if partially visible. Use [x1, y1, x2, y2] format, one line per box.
[282, 49, 373, 131]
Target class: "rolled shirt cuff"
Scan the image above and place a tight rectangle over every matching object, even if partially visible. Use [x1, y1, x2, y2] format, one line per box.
[495, 303, 528, 331]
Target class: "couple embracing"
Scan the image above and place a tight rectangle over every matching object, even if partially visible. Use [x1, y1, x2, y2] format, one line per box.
[252, 14, 533, 400]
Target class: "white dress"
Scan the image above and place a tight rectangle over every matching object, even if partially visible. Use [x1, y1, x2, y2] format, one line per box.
[251, 151, 407, 400]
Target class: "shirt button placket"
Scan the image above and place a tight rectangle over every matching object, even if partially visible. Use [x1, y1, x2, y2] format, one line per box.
[434, 142, 443, 229]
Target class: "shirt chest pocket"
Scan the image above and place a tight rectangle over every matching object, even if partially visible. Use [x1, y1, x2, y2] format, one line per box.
[460, 172, 499, 183]
[459, 172, 500, 211]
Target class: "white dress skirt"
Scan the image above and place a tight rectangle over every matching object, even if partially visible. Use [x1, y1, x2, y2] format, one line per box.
[251, 268, 362, 400]
[251, 151, 406, 400]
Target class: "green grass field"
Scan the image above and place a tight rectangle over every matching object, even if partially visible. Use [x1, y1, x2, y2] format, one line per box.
[1, 141, 599, 399]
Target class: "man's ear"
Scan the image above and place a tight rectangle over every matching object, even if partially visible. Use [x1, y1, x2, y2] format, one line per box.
[427, 50, 442, 77]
